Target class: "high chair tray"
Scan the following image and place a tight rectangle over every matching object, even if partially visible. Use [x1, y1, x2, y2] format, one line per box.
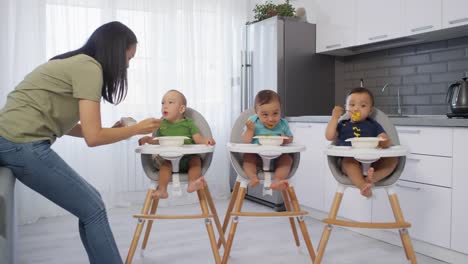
[326, 145, 408, 160]
[135, 144, 214, 155]
[227, 143, 305, 154]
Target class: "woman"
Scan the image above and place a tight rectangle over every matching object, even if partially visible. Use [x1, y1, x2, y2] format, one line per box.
[0, 21, 160, 263]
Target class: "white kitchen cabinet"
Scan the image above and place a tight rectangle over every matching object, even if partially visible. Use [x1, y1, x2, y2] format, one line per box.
[403, 0, 442, 35]
[451, 128, 468, 254]
[396, 126, 453, 157]
[316, 0, 356, 53]
[289, 122, 328, 212]
[442, 0, 468, 29]
[357, 0, 403, 45]
[400, 153, 452, 187]
[372, 181, 452, 248]
[370, 125, 453, 249]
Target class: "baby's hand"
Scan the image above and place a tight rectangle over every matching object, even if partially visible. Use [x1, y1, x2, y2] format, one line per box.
[245, 120, 255, 131]
[138, 136, 156, 146]
[378, 134, 391, 148]
[206, 138, 216, 145]
[332, 106, 345, 119]
[282, 134, 293, 144]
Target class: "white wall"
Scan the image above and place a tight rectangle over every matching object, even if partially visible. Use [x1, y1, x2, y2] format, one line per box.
[248, 0, 318, 23]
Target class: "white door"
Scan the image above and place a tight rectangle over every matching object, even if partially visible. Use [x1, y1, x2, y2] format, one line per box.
[357, 0, 403, 45]
[442, 0, 468, 28]
[403, 0, 441, 35]
[451, 128, 468, 254]
[316, 0, 356, 52]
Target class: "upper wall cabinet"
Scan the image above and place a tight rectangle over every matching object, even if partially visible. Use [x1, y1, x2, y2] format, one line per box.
[357, 0, 402, 45]
[316, 0, 356, 53]
[442, 0, 468, 28]
[316, 0, 468, 55]
[403, 0, 442, 36]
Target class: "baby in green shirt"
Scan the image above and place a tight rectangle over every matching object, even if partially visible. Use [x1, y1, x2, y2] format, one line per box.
[138, 90, 215, 199]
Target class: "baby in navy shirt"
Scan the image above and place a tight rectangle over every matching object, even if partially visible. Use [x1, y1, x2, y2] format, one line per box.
[325, 87, 398, 197]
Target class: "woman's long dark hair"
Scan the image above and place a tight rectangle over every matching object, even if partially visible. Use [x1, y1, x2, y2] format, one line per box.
[51, 21, 137, 104]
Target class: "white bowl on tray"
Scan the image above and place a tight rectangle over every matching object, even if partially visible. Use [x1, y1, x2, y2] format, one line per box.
[154, 136, 189, 147]
[253, 135, 288, 146]
[345, 137, 384, 149]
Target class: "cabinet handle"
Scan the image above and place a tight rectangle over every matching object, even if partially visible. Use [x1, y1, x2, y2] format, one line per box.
[449, 17, 468, 25]
[293, 124, 312, 128]
[411, 25, 434, 32]
[325, 43, 342, 49]
[407, 157, 421, 162]
[369, 34, 388, 41]
[396, 183, 421, 191]
[397, 129, 421, 134]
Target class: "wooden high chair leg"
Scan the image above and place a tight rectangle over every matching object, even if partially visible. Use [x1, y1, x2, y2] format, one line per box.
[126, 189, 154, 264]
[281, 190, 300, 247]
[204, 185, 227, 249]
[388, 193, 418, 264]
[197, 188, 222, 264]
[287, 186, 316, 262]
[218, 181, 240, 248]
[315, 191, 344, 264]
[221, 185, 247, 264]
[141, 198, 160, 251]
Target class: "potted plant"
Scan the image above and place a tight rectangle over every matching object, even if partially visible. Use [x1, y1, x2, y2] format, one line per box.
[252, 0, 296, 23]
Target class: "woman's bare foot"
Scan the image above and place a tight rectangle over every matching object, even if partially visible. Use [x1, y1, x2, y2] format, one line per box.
[152, 186, 169, 199]
[187, 176, 207, 193]
[270, 179, 289, 190]
[367, 167, 375, 184]
[249, 177, 260, 187]
[360, 183, 373, 198]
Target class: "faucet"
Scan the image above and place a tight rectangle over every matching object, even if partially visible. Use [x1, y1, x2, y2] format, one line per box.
[381, 83, 402, 116]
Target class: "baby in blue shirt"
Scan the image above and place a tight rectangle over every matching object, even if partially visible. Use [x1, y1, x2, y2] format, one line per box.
[242, 90, 293, 190]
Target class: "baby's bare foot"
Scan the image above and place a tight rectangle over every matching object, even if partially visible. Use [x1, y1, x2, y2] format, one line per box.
[249, 177, 260, 187]
[270, 179, 289, 190]
[360, 183, 373, 198]
[367, 167, 375, 184]
[152, 187, 169, 199]
[187, 176, 207, 193]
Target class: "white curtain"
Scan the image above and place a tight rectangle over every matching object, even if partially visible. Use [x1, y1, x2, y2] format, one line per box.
[0, 0, 248, 224]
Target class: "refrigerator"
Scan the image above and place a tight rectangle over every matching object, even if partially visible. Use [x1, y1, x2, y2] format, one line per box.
[230, 16, 335, 211]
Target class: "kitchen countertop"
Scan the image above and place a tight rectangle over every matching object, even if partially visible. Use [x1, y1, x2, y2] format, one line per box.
[286, 115, 468, 127]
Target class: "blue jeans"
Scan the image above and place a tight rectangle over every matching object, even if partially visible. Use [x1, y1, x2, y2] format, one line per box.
[0, 137, 123, 264]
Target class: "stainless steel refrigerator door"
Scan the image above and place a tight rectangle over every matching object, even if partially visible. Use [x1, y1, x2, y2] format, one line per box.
[246, 17, 280, 105]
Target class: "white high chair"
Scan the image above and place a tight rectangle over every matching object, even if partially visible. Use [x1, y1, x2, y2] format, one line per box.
[315, 108, 417, 264]
[125, 108, 225, 264]
[220, 108, 316, 264]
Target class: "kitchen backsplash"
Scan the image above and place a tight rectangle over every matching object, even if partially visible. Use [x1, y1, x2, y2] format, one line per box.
[334, 36, 468, 115]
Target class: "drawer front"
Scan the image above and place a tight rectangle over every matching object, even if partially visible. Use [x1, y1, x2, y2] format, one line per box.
[372, 181, 452, 248]
[400, 154, 452, 187]
[396, 126, 452, 157]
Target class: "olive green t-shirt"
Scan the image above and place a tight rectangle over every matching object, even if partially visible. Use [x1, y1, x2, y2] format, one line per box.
[0, 54, 102, 143]
[156, 118, 199, 144]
